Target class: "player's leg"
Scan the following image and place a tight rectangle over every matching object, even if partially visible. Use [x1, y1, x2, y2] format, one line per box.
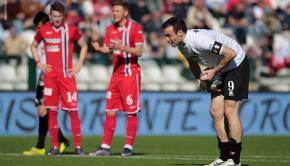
[35, 86, 69, 154]
[60, 78, 84, 155]
[58, 128, 70, 154]
[23, 86, 47, 155]
[204, 93, 229, 166]
[36, 104, 48, 150]
[222, 57, 249, 165]
[120, 73, 141, 157]
[224, 100, 242, 165]
[43, 77, 61, 155]
[89, 77, 122, 156]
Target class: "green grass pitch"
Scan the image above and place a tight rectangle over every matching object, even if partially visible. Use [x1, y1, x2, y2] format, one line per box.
[0, 136, 289, 166]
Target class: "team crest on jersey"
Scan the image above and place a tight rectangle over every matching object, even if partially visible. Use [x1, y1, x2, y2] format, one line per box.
[44, 88, 52, 96]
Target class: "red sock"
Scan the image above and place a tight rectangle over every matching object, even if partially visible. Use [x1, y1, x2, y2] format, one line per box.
[102, 113, 117, 147]
[125, 113, 138, 146]
[69, 111, 82, 149]
[48, 110, 59, 148]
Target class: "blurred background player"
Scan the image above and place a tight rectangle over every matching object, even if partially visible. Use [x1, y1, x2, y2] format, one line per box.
[89, 0, 144, 157]
[23, 11, 69, 156]
[162, 17, 249, 166]
[30, 2, 88, 155]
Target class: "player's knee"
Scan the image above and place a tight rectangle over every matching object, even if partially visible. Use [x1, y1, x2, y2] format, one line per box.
[224, 101, 240, 118]
[224, 107, 238, 119]
[210, 106, 223, 120]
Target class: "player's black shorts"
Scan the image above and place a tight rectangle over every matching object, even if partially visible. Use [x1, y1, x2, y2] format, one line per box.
[222, 57, 249, 100]
[35, 85, 44, 107]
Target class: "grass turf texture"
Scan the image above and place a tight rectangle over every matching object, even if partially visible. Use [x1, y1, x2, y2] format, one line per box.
[0, 136, 289, 166]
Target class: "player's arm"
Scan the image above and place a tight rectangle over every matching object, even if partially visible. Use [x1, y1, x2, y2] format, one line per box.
[115, 44, 143, 57]
[91, 26, 113, 54]
[193, 33, 236, 81]
[201, 45, 236, 81]
[30, 39, 51, 73]
[91, 41, 111, 54]
[211, 46, 236, 75]
[187, 57, 201, 79]
[109, 25, 144, 57]
[76, 36, 88, 67]
[70, 36, 88, 76]
[93, 38, 143, 56]
[31, 40, 40, 63]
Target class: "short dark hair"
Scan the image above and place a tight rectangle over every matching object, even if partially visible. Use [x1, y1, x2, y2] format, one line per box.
[111, 0, 129, 11]
[50, 1, 65, 14]
[33, 12, 49, 27]
[162, 17, 187, 33]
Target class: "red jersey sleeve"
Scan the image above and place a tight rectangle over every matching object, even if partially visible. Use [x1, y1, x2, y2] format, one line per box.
[133, 25, 144, 46]
[34, 29, 43, 43]
[72, 26, 82, 41]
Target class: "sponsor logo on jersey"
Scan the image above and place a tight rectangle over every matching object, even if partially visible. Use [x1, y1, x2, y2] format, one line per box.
[45, 38, 61, 44]
[47, 45, 60, 52]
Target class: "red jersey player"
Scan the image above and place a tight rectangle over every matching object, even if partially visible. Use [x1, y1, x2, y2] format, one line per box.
[30, 2, 88, 155]
[89, 0, 144, 157]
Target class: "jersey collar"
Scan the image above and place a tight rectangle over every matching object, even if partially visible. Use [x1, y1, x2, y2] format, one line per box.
[114, 19, 130, 31]
[50, 22, 66, 32]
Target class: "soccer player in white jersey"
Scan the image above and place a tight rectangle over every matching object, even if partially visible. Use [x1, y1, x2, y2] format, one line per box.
[162, 17, 249, 166]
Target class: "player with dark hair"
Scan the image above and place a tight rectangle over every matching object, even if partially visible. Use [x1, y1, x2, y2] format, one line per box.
[23, 11, 69, 156]
[162, 17, 249, 166]
[30, 2, 88, 155]
[89, 0, 144, 157]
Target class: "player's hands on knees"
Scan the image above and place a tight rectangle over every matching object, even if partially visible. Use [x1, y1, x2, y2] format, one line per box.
[200, 68, 222, 93]
[37, 64, 52, 73]
[200, 68, 215, 81]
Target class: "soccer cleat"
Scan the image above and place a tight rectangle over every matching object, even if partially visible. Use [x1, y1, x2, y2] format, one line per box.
[59, 140, 70, 153]
[46, 147, 60, 155]
[121, 148, 133, 157]
[75, 148, 85, 155]
[89, 147, 111, 156]
[219, 159, 241, 166]
[23, 147, 45, 155]
[204, 158, 225, 166]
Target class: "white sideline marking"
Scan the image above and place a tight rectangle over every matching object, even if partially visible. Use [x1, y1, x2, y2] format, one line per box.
[1, 153, 290, 163]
